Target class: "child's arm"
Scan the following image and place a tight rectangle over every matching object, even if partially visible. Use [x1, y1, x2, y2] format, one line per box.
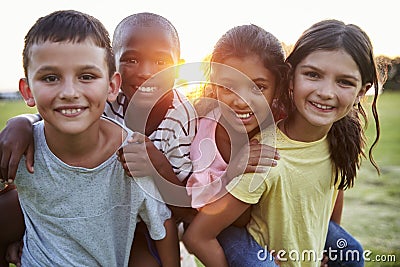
[183, 193, 250, 267]
[0, 185, 25, 267]
[0, 114, 40, 183]
[321, 190, 343, 267]
[154, 218, 180, 267]
[330, 190, 344, 224]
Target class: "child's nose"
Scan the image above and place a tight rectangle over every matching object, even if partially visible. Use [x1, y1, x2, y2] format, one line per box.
[59, 80, 79, 99]
[232, 88, 251, 108]
[317, 81, 335, 99]
[138, 61, 157, 79]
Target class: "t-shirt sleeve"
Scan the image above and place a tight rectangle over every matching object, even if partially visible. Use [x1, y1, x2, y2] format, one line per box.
[163, 93, 197, 182]
[226, 172, 268, 204]
[166, 135, 194, 182]
[135, 177, 172, 240]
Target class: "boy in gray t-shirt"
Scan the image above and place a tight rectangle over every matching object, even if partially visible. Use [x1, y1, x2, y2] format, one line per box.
[4, 10, 173, 267]
[16, 119, 170, 266]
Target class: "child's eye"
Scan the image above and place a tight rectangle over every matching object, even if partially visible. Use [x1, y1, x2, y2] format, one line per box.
[128, 59, 139, 64]
[304, 71, 320, 79]
[252, 84, 268, 93]
[338, 79, 356, 87]
[156, 58, 174, 66]
[121, 57, 139, 64]
[156, 59, 167, 66]
[80, 74, 96, 81]
[42, 75, 59, 83]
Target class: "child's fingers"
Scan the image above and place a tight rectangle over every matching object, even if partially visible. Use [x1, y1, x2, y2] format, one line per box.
[0, 149, 11, 183]
[246, 157, 278, 167]
[117, 150, 126, 163]
[25, 143, 35, 174]
[122, 141, 144, 155]
[256, 157, 278, 167]
[129, 132, 147, 144]
[249, 144, 280, 160]
[244, 165, 269, 173]
[116, 148, 123, 160]
[122, 162, 132, 177]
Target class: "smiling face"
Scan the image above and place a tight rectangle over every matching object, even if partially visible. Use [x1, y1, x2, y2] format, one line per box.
[115, 24, 179, 106]
[213, 55, 276, 138]
[20, 40, 119, 136]
[290, 49, 368, 137]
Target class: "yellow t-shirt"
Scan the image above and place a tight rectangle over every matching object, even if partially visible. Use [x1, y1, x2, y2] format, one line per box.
[227, 126, 338, 267]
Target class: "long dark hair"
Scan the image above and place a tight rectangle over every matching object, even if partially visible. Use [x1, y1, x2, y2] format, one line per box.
[285, 19, 381, 189]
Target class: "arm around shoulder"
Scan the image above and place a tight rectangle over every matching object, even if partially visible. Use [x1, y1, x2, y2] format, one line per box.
[0, 114, 40, 182]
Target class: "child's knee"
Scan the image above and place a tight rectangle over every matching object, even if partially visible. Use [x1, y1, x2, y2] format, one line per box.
[181, 231, 195, 254]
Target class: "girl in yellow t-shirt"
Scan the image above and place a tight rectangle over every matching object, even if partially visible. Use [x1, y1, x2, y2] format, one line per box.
[183, 19, 381, 267]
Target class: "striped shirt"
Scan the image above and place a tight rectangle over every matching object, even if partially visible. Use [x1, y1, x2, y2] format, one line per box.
[103, 89, 197, 182]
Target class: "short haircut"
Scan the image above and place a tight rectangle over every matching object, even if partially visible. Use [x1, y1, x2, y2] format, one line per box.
[113, 12, 180, 58]
[23, 10, 115, 79]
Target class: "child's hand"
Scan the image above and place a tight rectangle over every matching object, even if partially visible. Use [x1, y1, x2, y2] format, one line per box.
[118, 132, 162, 178]
[227, 139, 279, 179]
[320, 253, 329, 267]
[0, 116, 35, 184]
[5, 239, 23, 267]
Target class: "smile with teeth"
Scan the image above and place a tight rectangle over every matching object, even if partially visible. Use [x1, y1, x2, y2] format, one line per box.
[236, 112, 253, 119]
[60, 108, 82, 115]
[311, 102, 333, 110]
[138, 86, 157, 93]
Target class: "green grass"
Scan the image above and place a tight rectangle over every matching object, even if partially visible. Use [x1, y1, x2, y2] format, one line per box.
[341, 91, 400, 266]
[367, 92, 400, 166]
[0, 100, 37, 129]
[1, 92, 399, 266]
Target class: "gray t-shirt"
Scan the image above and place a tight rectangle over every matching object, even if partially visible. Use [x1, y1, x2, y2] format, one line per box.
[15, 119, 171, 267]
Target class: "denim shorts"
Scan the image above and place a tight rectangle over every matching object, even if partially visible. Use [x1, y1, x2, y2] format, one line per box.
[217, 225, 278, 267]
[324, 220, 364, 267]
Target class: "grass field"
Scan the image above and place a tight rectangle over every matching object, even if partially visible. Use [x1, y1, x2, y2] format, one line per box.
[341, 91, 400, 266]
[1, 92, 399, 266]
[0, 100, 37, 129]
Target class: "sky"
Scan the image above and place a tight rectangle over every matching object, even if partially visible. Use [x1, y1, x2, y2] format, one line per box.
[0, 0, 398, 92]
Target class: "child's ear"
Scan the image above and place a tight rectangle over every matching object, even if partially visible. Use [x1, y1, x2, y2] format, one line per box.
[354, 82, 371, 105]
[107, 72, 122, 102]
[359, 83, 371, 97]
[19, 78, 36, 107]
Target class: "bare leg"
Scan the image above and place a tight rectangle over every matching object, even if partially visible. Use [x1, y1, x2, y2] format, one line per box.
[128, 222, 160, 267]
